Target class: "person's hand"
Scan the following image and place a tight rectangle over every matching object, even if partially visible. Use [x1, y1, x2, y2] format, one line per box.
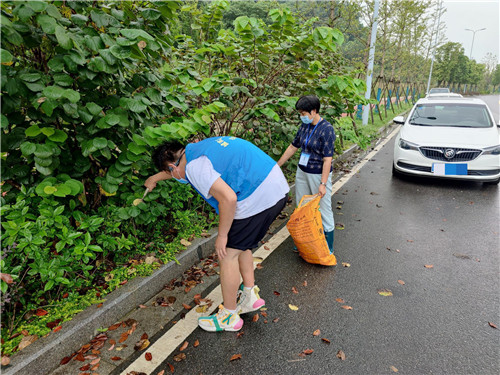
[318, 183, 326, 198]
[215, 234, 228, 260]
[144, 176, 158, 191]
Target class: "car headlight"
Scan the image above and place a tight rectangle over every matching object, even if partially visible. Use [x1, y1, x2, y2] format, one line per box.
[399, 138, 419, 151]
[482, 145, 500, 155]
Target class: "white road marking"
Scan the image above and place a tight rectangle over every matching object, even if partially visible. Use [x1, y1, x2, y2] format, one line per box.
[121, 125, 401, 375]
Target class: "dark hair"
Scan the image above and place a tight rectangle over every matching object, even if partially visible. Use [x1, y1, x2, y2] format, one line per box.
[295, 95, 320, 113]
[152, 141, 185, 171]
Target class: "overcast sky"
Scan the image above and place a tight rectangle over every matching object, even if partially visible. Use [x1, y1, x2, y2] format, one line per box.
[440, 0, 500, 64]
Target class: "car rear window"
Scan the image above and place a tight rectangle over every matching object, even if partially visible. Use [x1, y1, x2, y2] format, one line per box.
[409, 103, 493, 128]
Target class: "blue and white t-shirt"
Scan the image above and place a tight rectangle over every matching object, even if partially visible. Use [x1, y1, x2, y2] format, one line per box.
[184, 137, 289, 219]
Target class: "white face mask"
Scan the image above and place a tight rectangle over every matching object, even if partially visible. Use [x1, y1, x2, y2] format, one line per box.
[300, 115, 313, 124]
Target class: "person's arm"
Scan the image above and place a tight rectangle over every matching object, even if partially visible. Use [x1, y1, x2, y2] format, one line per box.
[277, 144, 298, 167]
[144, 170, 171, 191]
[209, 177, 237, 260]
[318, 156, 332, 197]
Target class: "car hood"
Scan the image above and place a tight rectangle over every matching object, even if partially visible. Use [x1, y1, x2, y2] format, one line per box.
[401, 124, 499, 148]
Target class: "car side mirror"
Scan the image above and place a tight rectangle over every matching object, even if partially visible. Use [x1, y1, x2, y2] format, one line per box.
[497, 121, 500, 128]
[393, 116, 405, 125]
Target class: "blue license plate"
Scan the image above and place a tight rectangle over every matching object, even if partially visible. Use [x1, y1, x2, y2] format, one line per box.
[432, 163, 468, 175]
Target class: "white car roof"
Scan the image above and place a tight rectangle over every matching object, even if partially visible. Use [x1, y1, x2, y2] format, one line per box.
[425, 93, 463, 98]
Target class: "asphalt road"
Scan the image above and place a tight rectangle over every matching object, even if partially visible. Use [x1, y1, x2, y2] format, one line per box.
[150, 123, 499, 375]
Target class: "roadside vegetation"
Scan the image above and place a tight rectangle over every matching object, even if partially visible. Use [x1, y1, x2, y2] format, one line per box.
[0, 0, 494, 360]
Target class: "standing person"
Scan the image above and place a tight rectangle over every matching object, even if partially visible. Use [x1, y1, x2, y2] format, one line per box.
[277, 95, 336, 254]
[145, 136, 289, 332]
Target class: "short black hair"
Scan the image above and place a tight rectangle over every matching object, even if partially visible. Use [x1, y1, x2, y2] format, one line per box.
[295, 95, 321, 113]
[152, 141, 185, 171]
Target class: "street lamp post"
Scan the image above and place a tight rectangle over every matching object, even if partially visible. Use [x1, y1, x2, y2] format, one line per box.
[465, 27, 486, 60]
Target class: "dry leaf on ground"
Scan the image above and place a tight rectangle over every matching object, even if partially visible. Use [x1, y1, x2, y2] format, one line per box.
[488, 322, 497, 329]
[336, 298, 345, 303]
[193, 340, 200, 347]
[337, 350, 346, 360]
[390, 365, 399, 372]
[180, 239, 191, 247]
[230, 354, 242, 361]
[398, 280, 405, 285]
[424, 264, 434, 269]
[179, 341, 188, 351]
[302, 349, 314, 355]
[288, 304, 299, 311]
[313, 329, 320, 336]
[341, 305, 353, 310]
[377, 289, 393, 297]
[252, 313, 259, 322]
[342, 262, 351, 267]
[145, 352, 152, 361]
[292, 286, 299, 294]
[1, 356, 11, 366]
[173, 353, 186, 362]
[321, 338, 331, 344]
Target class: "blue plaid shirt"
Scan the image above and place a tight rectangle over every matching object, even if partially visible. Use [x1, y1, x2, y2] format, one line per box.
[292, 118, 336, 174]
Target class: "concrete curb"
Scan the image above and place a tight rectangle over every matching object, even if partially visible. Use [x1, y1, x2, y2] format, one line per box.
[3, 114, 405, 375]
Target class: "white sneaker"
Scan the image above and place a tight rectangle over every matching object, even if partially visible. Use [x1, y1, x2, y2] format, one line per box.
[237, 285, 265, 315]
[198, 305, 243, 332]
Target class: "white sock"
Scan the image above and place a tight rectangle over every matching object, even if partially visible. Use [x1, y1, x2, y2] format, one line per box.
[244, 286, 253, 291]
[225, 308, 237, 314]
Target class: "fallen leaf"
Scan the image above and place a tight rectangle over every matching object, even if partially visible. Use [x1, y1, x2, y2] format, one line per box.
[292, 286, 299, 294]
[303, 281, 308, 287]
[35, 309, 48, 316]
[264, 246, 270, 250]
[252, 313, 259, 322]
[424, 264, 434, 269]
[134, 339, 150, 351]
[180, 239, 191, 247]
[390, 365, 399, 372]
[336, 350, 346, 360]
[195, 305, 209, 313]
[253, 256, 263, 263]
[168, 363, 175, 373]
[119, 332, 129, 343]
[273, 318, 280, 323]
[407, 239, 414, 243]
[336, 298, 345, 303]
[97, 303, 103, 308]
[145, 352, 152, 361]
[182, 303, 192, 310]
[321, 338, 331, 344]
[79, 364, 90, 371]
[158, 370, 165, 375]
[288, 304, 299, 311]
[302, 349, 314, 355]
[193, 294, 202, 300]
[110, 356, 122, 361]
[18, 335, 37, 350]
[141, 333, 149, 340]
[53, 326, 62, 332]
[377, 289, 393, 297]
[273, 291, 281, 296]
[167, 296, 177, 304]
[91, 363, 100, 371]
[398, 280, 405, 285]
[236, 331, 245, 338]
[341, 305, 353, 310]
[60, 356, 72, 365]
[179, 341, 188, 351]
[230, 354, 242, 361]
[108, 343, 115, 351]
[90, 357, 100, 366]
[193, 340, 200, 347]
[488, 322, 498, 329]
[115, 345, 127, 351]
[108, 322, 121, 331]
[109, 339, 116, 346]
[173, 353, 186, 362]
[0, 273, 14, 284]
[335, 223, 345, 230]
[342, 262, 351, 267]
[1, 356, 11, 366]
[256, 263, 263, 269]
[313, 329, 320, 336]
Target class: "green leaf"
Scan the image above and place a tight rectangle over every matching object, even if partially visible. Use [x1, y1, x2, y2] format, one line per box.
[120, 29, 154, 41]
[34, 143, 54, 158]
[37, 14, 57, 34]
[53, 184, 71, 197]
[18, 5, 35, 21]
[63, 180, 83, 195]
[48, 56, 64, 72]
[20, 142, 36, 155]
[0, 49, 13, 65]
[105, 114, 120, 126]
[24, 82, 45, 92]
[88, 56, 109, 73]
[25, 125, 42, 137]
[85, 102, 102, 116]
[44, 186, 57, 194]
[62, 89, 80, 103]
[45, 4, 62, 19]
[109, 45, 132, 59]
[119, 98, 147, 113]
[41, 99, 58, 116]
[128, 143, 147, 155]
[140, 8, 162, 20]
[261, 108, 280, 121]
[43, 86, 65, 99]
[55, 25, 73, 50]
[93, 138, 108, 149]
[27, 1, 47, 12]
[44, 280, 55, 292]
[19, 73, 42, 82]
[53, 74, 73, 87]
[48, 129, 68, 143]
[40, 127, 55, 137]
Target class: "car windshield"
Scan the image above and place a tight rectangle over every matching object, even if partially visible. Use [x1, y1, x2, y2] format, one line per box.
[429, 88, 449, 94]
[409, 103, 493, 128]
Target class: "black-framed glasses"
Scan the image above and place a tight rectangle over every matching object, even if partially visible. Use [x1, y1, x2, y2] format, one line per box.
[168, 150, 185, 172]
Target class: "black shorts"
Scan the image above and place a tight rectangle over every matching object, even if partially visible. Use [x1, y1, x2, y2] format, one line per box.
[226, 194, 288, 250]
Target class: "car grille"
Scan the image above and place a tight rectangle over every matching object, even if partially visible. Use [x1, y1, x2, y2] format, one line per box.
[419, 147, 482, 162]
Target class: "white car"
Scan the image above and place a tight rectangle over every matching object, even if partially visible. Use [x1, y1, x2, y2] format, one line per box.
[428, 87, 450, 94]
[392, 97, 500, 184]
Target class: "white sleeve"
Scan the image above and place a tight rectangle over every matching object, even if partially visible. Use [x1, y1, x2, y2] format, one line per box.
[185, 156, 221, 199]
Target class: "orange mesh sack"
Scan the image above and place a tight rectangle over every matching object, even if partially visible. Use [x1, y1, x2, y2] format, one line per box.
[286, 195, 337, 266]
